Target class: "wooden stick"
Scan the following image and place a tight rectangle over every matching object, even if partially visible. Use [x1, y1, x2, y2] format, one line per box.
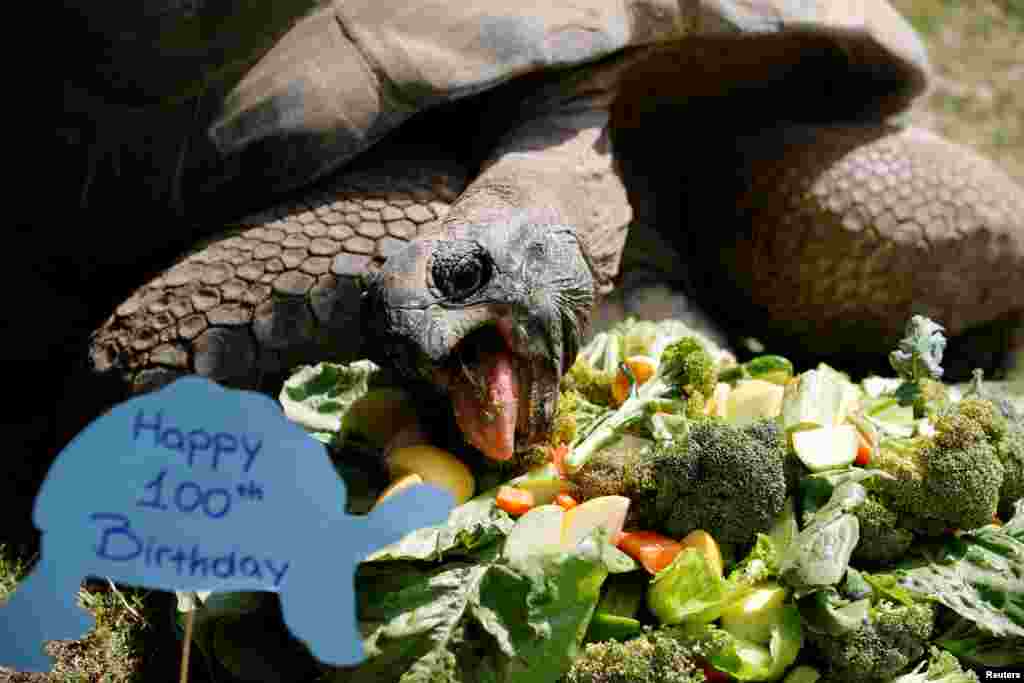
[179, 609, 195, 683]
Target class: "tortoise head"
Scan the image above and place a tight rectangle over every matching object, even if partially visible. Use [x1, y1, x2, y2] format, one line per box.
[361, 215, 595, 461]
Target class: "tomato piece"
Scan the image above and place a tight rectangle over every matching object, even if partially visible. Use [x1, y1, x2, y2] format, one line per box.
[616, 530, 683, 574]
[854, 431, 873, 466]
[496, 486, 535, 516]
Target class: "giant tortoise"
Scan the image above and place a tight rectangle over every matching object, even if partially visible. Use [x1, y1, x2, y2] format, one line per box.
[33, 0, 1023, 497]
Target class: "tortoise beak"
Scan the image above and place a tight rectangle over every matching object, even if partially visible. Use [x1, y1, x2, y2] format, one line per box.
[362, 218, 594, 460]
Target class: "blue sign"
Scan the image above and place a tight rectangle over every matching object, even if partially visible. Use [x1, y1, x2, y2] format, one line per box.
[0, 377, 453, 672]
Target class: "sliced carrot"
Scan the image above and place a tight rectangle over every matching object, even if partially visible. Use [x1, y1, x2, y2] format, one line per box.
[555, 493, 578, 510]
[496, 486, 535, 517]
[616, 530, 683, 574]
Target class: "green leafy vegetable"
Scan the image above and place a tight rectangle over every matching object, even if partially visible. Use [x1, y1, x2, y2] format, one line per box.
[935, 615, 1024, 668]
[780, 481, 866, 594]
[797, 589, 870, 637]
[890, 515, 1024, 638]
[352, 538, 613, 683]
[281, 361, 381, 434]
[365, 486, 516, 563]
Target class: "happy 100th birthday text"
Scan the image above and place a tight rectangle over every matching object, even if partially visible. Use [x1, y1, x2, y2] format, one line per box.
[88, 409, 290, 587]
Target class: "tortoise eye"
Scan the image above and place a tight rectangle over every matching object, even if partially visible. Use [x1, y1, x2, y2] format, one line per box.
[431, 241, 491, 301]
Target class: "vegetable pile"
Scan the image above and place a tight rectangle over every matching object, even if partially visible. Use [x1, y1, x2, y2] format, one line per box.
[183, 316, 1024, 682]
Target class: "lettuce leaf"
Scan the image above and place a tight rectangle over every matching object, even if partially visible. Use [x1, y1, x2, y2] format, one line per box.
[890, 504, 1024, 638]
[780, 481, 865, 595]
[365, 486, 515, 563]
[348, 540, 609, 683]
[280, 361, 382, 435]
[935, 616, 1024, 668]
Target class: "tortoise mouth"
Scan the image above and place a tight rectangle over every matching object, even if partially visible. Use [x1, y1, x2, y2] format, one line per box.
[434, 320, 560, 461]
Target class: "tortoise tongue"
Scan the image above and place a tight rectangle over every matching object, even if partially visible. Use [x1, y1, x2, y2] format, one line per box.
[451, 348, 520, 461]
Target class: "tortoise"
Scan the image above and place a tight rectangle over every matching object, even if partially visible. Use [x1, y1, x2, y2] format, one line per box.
[33, 0, 1024, 487]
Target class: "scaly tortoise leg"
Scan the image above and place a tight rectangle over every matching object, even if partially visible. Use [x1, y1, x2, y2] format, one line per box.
[89, 159, 468, 397]
[694, 124, 1024, 377]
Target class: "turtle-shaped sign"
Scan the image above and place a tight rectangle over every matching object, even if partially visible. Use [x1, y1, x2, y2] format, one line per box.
[0, 377, 454, 672]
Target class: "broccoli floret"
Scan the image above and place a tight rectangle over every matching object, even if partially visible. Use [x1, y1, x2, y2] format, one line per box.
[652, 419, 787, 546]
[552, 389, 611, 447]
[660, 337, 718, 411]
[564, 356, 617, 407]
[889, 646, 979, 683]
[743, 418, 807, 497]
[950, 390, 1024, 518]
[563, 336, 718, 473]
[850, 493, 916, 566]
[807, 599, 936, 682]
[953, 395, 1007, 442]
[925, 409, 1005, 529]
[570, 445, 655, 522]
[995, 419, 1024, 519]
[560, 628, 706, 683]
[866, 399, 1005, 534]
[567, 419, 787, 545]
[568, 436, 681, 529]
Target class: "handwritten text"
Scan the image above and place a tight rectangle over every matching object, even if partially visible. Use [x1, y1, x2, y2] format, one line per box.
[91, 513, 289, 587]
[133, 410, 261, 472]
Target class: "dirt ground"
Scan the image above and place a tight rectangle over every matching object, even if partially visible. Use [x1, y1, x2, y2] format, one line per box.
[892, 0, 1023, 185]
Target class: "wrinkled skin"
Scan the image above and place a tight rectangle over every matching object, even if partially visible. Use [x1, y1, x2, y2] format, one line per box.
[362, 218, 595, 459]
